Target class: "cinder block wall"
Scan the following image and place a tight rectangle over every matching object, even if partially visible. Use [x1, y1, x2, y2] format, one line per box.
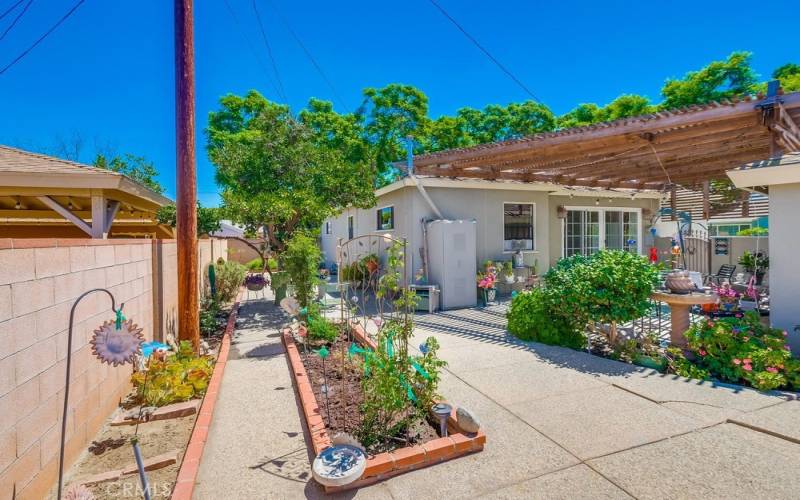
[0, 237, 228, 498]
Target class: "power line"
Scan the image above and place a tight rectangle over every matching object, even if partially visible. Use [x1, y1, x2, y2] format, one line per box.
[251, 0, 287, 102]
[0, 0, 34, 42]
[426, 0, 544, 104]
[265, 0, 349, 112]
[0, 0, 25, 22]
[221, 0, 282, 99]
[0, 0, 84, 76]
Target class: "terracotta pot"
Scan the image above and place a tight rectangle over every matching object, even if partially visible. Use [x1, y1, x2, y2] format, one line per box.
[365, 259, 379, 274]
[665, 271, 695, 294]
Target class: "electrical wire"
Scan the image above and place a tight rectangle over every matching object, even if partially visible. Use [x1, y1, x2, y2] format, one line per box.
[0, 0, 25, 22]
[265, 0, 350, 112]
[0, 0, 83, 76]
[0, 0, 34, 42]
[427, 0, 544, 103]
[252, 0, 287, 102]
[221, 0, 282, 99]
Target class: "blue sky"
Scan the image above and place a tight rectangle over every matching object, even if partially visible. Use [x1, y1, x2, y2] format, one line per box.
[1, 0, 797, 206]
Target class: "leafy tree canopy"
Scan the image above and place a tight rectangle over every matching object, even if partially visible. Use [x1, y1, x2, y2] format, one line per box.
[207, 91, 376, 252]
[660, 51, 759, 108]
[773, 63, 800, 92]
[94, 153, 164, 194]
[156, 203, 222, 236]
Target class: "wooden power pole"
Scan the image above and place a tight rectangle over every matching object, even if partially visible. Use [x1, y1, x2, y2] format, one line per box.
[175, 0, 199, 348]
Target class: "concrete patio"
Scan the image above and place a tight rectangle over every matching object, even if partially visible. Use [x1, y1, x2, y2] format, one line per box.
[193, 297, 799, 499]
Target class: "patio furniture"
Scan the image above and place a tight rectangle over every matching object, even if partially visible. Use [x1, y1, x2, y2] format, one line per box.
[705, 264, 736, 286]
[651, 291, 718, 349]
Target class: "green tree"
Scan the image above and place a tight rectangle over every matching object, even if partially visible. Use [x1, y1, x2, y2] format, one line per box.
[660, 51, 759, 109]
[155, 203, 222, 236]
[557, 95, 654, 129]
[360, 84, 430, 182]
[94, 153, 164, 194]
[773, 63, 800, 92]
[207, 91, 375, 253]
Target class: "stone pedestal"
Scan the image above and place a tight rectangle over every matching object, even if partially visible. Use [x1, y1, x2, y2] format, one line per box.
[651, 291, 718, 348]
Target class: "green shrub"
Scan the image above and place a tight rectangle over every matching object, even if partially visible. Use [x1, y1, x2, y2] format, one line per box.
[283, 232, 322, 307]
[199, 297, 221, 336]
[507, 289, 586, 349]
[131, 341, 214, 407]
[215, 260, 247, 303]
[681, 312, 799, 391]
[544, 250, 658, 341]
[246, 256, 278, 272]
[306, 313, 337, 342]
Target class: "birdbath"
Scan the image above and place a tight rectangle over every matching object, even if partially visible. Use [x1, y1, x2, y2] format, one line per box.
[651, 291, 718, 349]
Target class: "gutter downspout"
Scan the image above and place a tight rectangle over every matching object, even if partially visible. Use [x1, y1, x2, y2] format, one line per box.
[406, 137, 442, 283]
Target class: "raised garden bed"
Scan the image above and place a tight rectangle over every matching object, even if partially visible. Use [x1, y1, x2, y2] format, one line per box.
[282, 323, 485, 493]
[58, 291, 242, 500]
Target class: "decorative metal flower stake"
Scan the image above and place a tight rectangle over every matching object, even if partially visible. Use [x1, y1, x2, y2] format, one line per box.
[58, 289, 149, 500]
[90, 317, 145, 366]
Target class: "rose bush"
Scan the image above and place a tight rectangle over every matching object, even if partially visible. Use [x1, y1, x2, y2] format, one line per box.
[682, 312, 799, 391]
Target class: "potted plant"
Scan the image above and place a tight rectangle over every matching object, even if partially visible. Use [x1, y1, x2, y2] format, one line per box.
[714, 283, 739, 312]
[501, 261, 515, 284]
[477, 271, 497, 306]
[363, 254, 380, 275]
[738, 251, 768, 285]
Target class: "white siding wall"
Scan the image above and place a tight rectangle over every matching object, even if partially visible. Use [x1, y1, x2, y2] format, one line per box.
[768, 183, 800, 352]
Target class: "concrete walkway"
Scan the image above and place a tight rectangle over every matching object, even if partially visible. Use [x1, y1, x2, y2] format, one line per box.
[194, 298, 800, 499]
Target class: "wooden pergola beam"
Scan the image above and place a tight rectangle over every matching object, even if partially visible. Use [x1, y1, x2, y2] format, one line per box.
[36, 195, 93, 236]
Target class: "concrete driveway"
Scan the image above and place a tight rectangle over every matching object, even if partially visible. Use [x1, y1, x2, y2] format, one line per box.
[194, 298, 800, 499]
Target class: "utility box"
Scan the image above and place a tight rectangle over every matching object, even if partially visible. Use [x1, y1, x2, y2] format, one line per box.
[409, 284, 440, 313]
[426, 219, 477, 310]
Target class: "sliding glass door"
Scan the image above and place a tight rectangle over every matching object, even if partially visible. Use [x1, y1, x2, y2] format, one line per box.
[564, 208, 640, 257]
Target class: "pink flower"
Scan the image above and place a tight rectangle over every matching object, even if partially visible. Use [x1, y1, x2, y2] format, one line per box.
[784, 345, 791, 350]
[766, 367, 778, 373]
[699, 349, 707, 356]
[733, 358, 741, 365]
[743, 364, 753, 372]
[743, 358, 752, 364]
[783, 330, 789, 337]
[706, 321, 714, 328]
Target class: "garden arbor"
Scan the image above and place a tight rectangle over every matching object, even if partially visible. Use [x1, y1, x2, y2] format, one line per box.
[411, 88, 800, 215]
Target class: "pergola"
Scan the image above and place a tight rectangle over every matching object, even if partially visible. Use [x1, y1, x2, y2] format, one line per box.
[0, 146, 173, 238]
[412, 89, 800, 203]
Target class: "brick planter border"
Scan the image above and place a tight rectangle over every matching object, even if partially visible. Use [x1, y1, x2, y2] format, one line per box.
[282, 323, 485, 493]
[170, 289, 243, 500]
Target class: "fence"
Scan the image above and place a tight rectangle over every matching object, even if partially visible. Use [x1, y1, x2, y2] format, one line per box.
[0, 237, 226, 498]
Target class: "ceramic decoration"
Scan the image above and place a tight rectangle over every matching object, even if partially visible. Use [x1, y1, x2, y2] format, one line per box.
[280, 296, 300, 316]
[311, 445, 367, 487]
[89, 319, 144, 366]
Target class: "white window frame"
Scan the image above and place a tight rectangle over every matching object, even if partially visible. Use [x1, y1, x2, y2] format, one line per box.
[376, 205, 395, 232]
[502, 201, 537, 253]
[561, 206, 643, 257]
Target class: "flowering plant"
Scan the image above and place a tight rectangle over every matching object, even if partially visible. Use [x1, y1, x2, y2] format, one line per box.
[713, 283, 739, 304]
[682, 312, 799, 391]
[477, 272, 496, 289]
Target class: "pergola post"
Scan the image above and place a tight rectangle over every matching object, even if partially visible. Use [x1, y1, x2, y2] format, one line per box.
[175, 0, 200, 349]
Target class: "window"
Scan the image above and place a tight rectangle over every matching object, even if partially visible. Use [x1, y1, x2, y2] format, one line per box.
[324, 221, 332, 235]
[503, 203, 535, 251]
[564, 208, 639, 257]
[347, 215, 354, 240]
[709, 223, 751, 236]
[376, 206, 394, 231]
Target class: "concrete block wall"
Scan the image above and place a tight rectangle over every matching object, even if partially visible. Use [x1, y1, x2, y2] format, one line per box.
[0, 237, 228, 499]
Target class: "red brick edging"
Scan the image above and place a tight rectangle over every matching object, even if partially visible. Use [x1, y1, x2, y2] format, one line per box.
[170, 289, 243, 500]
[282, 323, 485, 493]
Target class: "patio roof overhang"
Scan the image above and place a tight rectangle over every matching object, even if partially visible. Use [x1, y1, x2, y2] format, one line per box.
[411, 91, 800, 192]
[0, 145, 174, 238]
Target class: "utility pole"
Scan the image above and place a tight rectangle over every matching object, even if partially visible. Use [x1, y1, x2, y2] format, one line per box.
[175, 0, 199, 348]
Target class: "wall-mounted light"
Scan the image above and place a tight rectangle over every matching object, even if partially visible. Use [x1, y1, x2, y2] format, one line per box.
[15, 198, 21, 209]
[595, 198, 600, 206]
[67, 198, 73, 210]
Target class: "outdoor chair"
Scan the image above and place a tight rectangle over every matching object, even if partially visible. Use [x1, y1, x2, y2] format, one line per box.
[705, 264, 736, 286]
